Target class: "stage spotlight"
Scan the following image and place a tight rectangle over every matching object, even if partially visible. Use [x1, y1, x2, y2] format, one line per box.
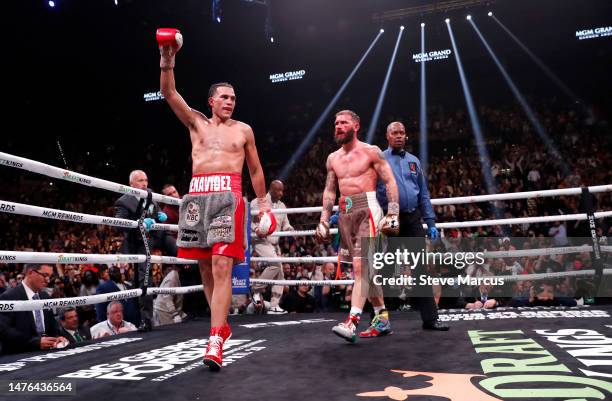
[366, 27, 405, 144]
[270, 36, 274, 43]
[48, 1, 55, 7]
[488, 11, 493, 17]
[400, 25, 405, 30]
[212, 0, 222, 23]
[469, 18, 569, 175]
[445, 20, 496, 195]
[279, 30, 384, 180]
[419, 19, 428, 173]
[445, 18, 450, 24]
[380, 28, 385, 33]
[466, 15, 472, 20]
[114, 0, 118, 5]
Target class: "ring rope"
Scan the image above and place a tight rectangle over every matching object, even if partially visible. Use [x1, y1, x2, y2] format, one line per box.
[1, 269, 610, 312]
[0, 251, 198, 265]
[1, 246, 611, 266]
[0, 152, 180, 206]
[1, 199, 610, 237]
[2, 151, 611, 212]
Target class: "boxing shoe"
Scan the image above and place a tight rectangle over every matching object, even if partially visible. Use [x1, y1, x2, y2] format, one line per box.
[204, 326, 226, 371]
[220, 321, 232, 342]
[332, 314, 360, 343]
[359, 309, 392, 338]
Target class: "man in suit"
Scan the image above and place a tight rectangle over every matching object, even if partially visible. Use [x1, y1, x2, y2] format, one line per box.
[95, 266, 139, 325]
[57, 307, 91, 344]
[114, 170, 178, 332]
[0, 264, 68, 353]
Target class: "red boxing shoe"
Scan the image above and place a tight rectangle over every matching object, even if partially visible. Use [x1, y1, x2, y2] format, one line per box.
[204, 327, 226, 371]
[220, 321, 232, 342]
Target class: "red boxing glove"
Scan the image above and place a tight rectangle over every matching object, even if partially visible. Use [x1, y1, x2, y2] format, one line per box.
[156, 28, 183, 69]
[256, 211, 277, 237]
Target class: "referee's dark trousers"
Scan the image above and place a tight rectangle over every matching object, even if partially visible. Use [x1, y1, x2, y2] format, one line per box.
[398, 209, 439, 323]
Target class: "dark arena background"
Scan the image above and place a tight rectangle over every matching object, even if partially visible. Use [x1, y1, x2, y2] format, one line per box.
[1, 1, 612, 400]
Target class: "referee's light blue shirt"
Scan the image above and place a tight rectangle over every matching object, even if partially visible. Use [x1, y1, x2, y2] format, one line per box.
[376, 148, 436, 229]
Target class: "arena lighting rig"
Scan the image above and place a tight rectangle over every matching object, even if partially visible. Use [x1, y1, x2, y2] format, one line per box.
[373, 0, 497, 23]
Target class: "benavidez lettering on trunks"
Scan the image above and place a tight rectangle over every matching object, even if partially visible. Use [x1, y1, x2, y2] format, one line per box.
[189, 175, 232, 193]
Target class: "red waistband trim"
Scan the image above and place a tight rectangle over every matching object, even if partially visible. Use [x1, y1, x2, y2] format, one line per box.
[188, 173, 242, 195]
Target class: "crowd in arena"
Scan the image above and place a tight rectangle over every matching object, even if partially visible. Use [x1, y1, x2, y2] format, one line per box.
[0, 97, 611, 351]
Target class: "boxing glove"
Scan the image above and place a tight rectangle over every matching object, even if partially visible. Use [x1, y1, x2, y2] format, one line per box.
[315, 221, 331, 243]
[256, 211, 277, 237]
[380, 201, 400, 236]
[156, 28, 183, 70]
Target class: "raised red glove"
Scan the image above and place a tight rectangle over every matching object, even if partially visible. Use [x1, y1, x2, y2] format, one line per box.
[156, 28, 183, 70]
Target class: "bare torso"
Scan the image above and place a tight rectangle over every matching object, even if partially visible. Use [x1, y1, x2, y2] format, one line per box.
[329, 141, 379, 196]
[190, 118, 248, 174]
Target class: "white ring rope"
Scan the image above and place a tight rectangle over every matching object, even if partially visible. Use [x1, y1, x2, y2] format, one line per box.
[0, 152, 180, 206]
[250, 279, 354, 286]
[1, 268, 610, 312]
[1, 198, 610, 238]
[259, 229, 339, 237]
[1, 246, 610, 266]
[1, 151, 611, 213]
[251, 256, 338, 264]
[0, 251, 197, 265]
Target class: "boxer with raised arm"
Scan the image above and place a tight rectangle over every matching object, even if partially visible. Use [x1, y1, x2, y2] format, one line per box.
[157, 28, 274, 370]
[315, 110, 400, 342]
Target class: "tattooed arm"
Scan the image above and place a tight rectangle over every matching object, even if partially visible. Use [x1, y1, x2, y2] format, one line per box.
[372, 147, 399, 214]
[320, 154, 338, 223]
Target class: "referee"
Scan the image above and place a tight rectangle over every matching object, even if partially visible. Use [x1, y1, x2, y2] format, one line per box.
[376, 121, 449, 331]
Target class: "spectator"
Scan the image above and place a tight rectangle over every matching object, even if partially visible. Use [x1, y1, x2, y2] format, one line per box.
[153, 265, 187, 326]
[95, 266, 139, 325]
[160, 184, 181, 228]
[464, 282, 499, 310]
[0, 273, 7, 295]
[548, 221, 569, 247]
[0, 264, 68, 353]
[250, 180, 295, 314]
[509, 282, 577, 307]
[90, 301, 137, 339]
[57, 307, 91, 344]
[280, 279, 315, 313]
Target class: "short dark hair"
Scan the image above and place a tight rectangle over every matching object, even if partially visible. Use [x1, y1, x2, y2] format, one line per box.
[208, 82, 234, 99]
[59, 307, 77, 321]
[335, 109, 360, 124]
[24, 264, 50, 272]
[162, 184, 174, 191]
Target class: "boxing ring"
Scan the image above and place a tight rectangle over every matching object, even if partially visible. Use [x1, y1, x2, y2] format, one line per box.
[1, 151, 612, 400]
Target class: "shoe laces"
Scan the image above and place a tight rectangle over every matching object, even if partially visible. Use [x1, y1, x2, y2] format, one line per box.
[208, 335, 223, 355]
[343, 315, 359, 329]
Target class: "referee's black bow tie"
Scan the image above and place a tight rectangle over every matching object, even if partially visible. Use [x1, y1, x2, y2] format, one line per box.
[391, 149, 406, 158]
